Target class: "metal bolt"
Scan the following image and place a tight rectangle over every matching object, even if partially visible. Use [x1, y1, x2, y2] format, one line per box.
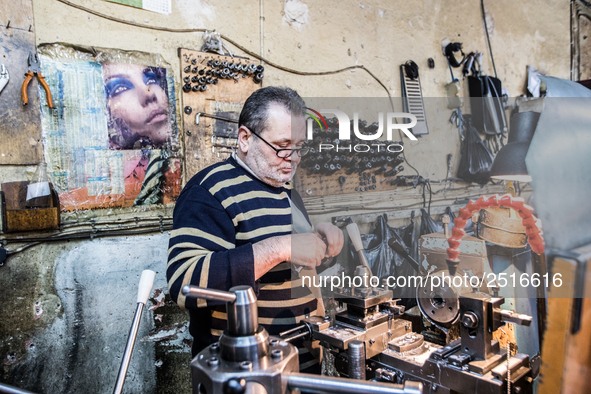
[369, 339, 375, 345]
[207, 357, 219, 367]
[461, 312, 479, 329]
[270, 339, 279, 346]
[240, 361, 252, 371]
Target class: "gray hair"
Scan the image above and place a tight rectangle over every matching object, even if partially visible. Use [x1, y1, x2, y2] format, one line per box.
[238, 86, 306, 135]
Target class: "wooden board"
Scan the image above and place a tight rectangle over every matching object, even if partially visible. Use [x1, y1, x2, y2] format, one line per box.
[178, 49, 260, 181]
[294, 169, 399, 198]
[539, 244, 591, 394]
[0, 0, 43, 165]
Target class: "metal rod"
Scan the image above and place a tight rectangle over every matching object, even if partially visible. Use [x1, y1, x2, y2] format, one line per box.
[279, 324, 306, 337]
[287, 373, 423, 394]
[181, 285, 237, 303]
[0, 383, 36, 394]
[195, 113, 238, 125]
[348, 341, 365, 380]
[113, 303, 144, 394]
[282, 330, 309, 343]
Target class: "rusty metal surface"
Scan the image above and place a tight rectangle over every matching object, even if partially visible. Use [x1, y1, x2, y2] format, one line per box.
[479, 207, 527, 248]
[4, 207, 59, 232]
[1, 181, 59, 232]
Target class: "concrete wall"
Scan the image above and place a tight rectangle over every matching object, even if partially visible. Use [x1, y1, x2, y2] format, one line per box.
[0, 0, 569, 393]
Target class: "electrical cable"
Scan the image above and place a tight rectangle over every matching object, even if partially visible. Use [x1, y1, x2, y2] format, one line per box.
[427, 179, 433, 215]
[5, 242, 41, 255]
[55, 0, 392, 99]
[1, 225, 172, 247]
[305, 191, 499, 215]
[0, 225, 172, 263]
[480, 0, 498, 79]
[56, 0, 423, 180]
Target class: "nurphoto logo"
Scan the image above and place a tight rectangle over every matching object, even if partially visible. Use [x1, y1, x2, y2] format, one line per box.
[305, 108, 417, 154]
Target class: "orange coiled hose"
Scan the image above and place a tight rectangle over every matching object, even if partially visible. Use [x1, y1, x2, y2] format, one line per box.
[446, 194, 545, 262]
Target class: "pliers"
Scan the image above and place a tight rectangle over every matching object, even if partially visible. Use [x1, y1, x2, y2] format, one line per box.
[21, 52, 54, 108]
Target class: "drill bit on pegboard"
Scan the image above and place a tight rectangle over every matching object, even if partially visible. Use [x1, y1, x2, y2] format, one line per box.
[179, 49, 261, 179]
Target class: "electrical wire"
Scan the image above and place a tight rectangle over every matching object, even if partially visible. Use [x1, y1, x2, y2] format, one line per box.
[56, 0, 423, 178]
[56, 0, 392, 98]
[305, 190, 512, 215]
[5, 242, 40, 255]
[0, 225, 172, 263]
[1, 225, 172, 246]
[480, 0, 498, 79]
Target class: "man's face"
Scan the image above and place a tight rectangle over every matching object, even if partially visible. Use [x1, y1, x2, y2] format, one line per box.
[242, 104, 306, 187]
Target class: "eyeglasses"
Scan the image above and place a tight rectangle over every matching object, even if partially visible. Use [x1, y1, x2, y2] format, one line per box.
[250, 130, 310, 158]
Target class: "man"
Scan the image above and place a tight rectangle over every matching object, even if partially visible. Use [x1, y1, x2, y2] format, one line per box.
[167, 86, 343, 372]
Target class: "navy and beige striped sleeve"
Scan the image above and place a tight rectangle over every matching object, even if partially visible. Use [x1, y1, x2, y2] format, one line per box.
[167, 182, 256, 310]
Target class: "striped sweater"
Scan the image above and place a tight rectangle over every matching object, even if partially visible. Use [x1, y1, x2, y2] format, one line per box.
[167, 156, 318, 369]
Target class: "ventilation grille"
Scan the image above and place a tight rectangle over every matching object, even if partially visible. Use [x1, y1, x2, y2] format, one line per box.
[400, 65, 429, 136]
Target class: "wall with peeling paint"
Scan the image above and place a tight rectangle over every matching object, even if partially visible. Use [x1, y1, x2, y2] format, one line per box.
[0, 0, 570, 393]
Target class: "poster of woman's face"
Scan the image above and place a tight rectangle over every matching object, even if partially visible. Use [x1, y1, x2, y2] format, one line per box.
[103, 63, 173, 149]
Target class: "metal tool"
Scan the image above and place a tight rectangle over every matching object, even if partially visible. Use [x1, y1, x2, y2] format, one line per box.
[182, 284, 422, 394]
[195, 112, 238, 125]
[0, 382, 37, 394]
[294, 232, 330, 274]
[289, 278, 533, 394]
[21, 52, 54, 108]
[0, 65, 9, 94]
[113, 270, 156, 394]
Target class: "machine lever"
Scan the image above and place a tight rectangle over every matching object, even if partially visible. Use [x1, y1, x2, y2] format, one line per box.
[346, 223, 372, 271]
[287, 373, 423, 394]
[388, 239, 426, 275]
[181, 285, 236, 303]
[113, 270, 155, 394]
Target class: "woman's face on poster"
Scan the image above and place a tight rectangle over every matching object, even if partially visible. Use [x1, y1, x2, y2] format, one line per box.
[103, 63, 171, 147]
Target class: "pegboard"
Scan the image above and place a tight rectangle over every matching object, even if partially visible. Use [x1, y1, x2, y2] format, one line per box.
[294, 166, 401, 198]
[178, 48, 262, 180]
[294, 123, 404, 198]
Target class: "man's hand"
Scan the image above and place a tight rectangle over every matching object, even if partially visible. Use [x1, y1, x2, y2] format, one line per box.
[314, 222, 344, 258]
[290, 233, 327, 269]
